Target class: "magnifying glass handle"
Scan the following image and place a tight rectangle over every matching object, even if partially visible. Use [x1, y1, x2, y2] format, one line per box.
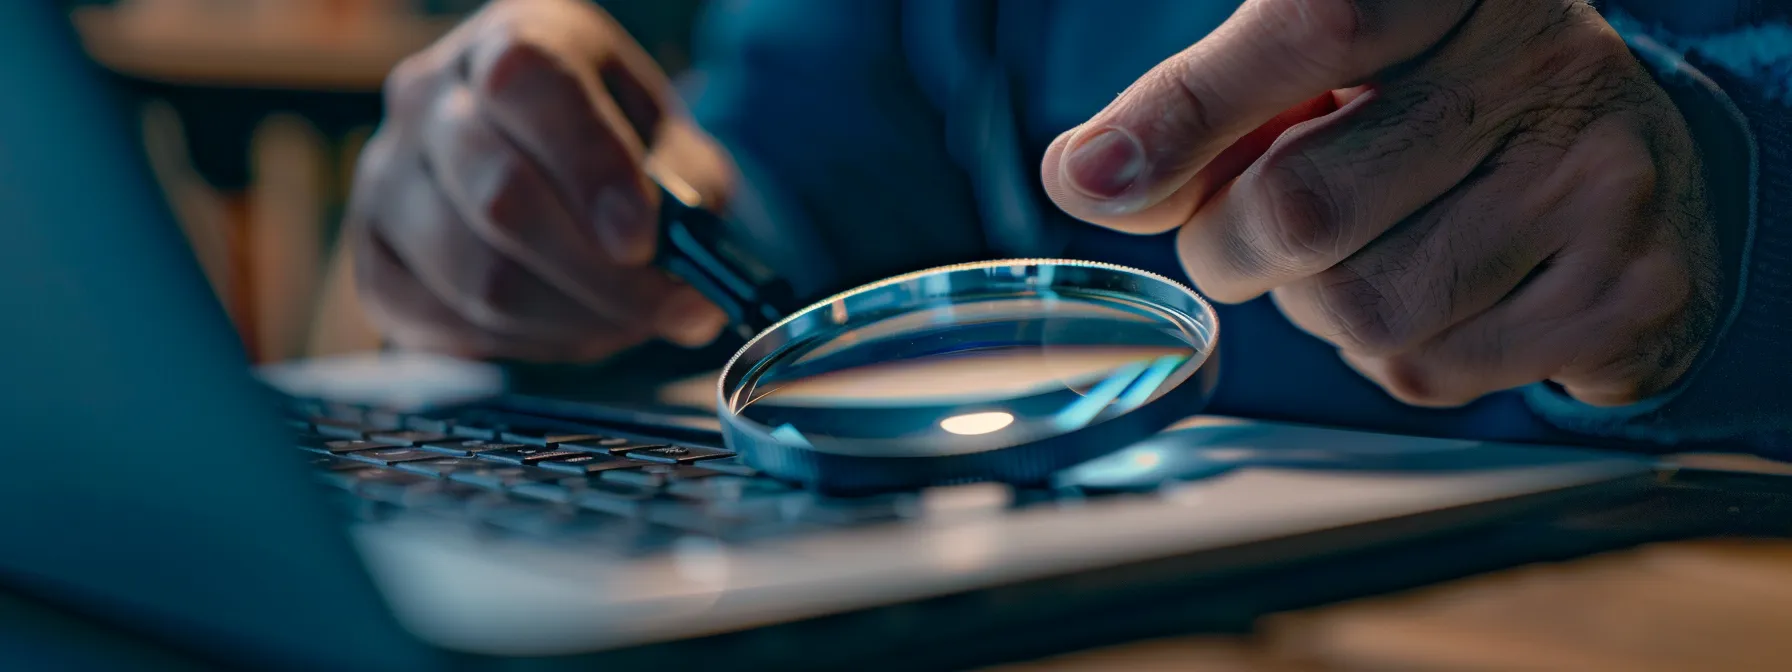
[652, 178, 797, 342]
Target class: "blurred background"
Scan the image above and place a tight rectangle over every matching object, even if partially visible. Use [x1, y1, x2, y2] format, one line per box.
[60, 0, 706, 364]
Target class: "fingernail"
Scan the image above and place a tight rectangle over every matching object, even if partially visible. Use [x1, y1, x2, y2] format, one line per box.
[1066, 127, 1145, 200]
[591, 189, 654, 265]
[656, 291, 728, 347]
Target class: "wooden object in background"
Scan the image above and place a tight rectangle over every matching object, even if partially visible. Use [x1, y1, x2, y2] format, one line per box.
[1006, 453, 1792, 671]
[73, 0, 452, 90]
[1000, 539, 1792, 672]
[307, 237, 384, 359]
[76, 1, 447, 360]
[138, 98, 233, 312]
[306, 125, 386, 359]
[248, 114, 327, 362]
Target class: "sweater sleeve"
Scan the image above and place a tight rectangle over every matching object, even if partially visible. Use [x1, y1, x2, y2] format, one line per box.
[1523, 9, 1792, 455]
[679, 0, 989, 301]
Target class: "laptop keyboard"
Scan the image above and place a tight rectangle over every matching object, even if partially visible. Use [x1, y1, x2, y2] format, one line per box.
[287, 400, 985, 551]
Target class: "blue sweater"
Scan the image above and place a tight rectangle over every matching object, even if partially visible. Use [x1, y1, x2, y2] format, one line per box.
[680, 0, 1792, 453]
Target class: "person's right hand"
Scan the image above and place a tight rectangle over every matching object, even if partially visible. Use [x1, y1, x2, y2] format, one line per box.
[346, 0, 733, 362]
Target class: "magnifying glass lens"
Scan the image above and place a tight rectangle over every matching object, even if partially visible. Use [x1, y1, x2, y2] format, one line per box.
[718, 261, 1218, 492]
[739, 293, 1199, 447]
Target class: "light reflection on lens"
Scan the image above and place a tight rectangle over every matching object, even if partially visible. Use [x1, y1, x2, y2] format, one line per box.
[940, 411, 1015, 436]
[734, 287, 1208, 458]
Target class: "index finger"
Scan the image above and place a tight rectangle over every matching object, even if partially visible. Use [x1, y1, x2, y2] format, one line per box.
[1042, 0, 1476, 232]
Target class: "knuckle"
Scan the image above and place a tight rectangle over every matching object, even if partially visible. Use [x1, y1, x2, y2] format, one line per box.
[1372, 355, 1455, 406]
[1576, 20, 1639, 72]
[347, 132, 401, 212]
[1399, 80, 1487, 155]
[464, 154, 534, 239]
[350, 232, 422, 329]
[348, 229, 387, 288]
[426, 92, 536, 238]
[463, 0, 611, 97]
[1518, 2, 1620, 79]
[1574, 124, 1657, 205]
[1254, 153, 1346, 272]
[1142, 66, 1219, 163]
[1568, 350, 1655, 405]
[1310, 265, 1409, 353]
[1254, 0, 1360, 76]
[382, 54, 440, 121]
[1618, 250, 1698, 334]
[467, 264, 516, 321]
[469, 30, 562, 97]
[455, 255, 532, 332]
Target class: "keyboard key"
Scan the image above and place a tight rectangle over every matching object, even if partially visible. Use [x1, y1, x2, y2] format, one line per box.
[451, 424, 503, 440]
[536, 453, 644, 476]
[420, 440, 525, 457]
[293, 433, 331, 451]
[476, 446, 584, 466]
[355, 471, 442, 504]
[363, 410, 403, 428]
[345, 446, 448, 466]
[317, 466, 429, 494]
[448, 465, 563, 490]
[312, 417, 401, 440]
[287, 399, 326, 418]
[367, 430, 451, 446]
[623, 445, 735, 464]
[321, 403, 366, 421]
[305, 439, 393, 455]
[395, 457, 490, 478]
[603, 464, 725, 489]
[311, 419, 368, 440]
[574, 481, 657, 516]
[498, 427, 603, 446]
[696, 456, 759, 477]
[307, 455, 373, 472]
[402, 414, 456, 434]
[309, 457, 377, 489]
[316, 470, 373, 491]
[557, 437, 645, 454]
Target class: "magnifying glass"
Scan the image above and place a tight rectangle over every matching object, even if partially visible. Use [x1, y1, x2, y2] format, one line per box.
[653, 175, 1220, 493]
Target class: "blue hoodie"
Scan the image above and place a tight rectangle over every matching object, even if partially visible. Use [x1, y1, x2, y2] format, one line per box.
[681, 0, 1792, 454]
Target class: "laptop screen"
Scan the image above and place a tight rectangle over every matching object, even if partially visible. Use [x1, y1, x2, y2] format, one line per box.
[0, 4, 429, 668]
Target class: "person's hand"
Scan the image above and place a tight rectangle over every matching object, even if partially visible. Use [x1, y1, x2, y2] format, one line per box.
[346, 0, 733, 362]
[1043, 0, 1720, 408]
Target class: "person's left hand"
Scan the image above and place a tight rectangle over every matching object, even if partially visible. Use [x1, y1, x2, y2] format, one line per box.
[1042, 0, 1721, 408]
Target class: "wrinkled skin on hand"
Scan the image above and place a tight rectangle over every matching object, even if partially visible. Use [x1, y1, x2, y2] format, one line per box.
[347, 0, 734, 363]
[1045, 0, 1718, 408]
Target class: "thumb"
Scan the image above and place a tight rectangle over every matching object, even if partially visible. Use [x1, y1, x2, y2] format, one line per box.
[1040, 0, 1472, 234]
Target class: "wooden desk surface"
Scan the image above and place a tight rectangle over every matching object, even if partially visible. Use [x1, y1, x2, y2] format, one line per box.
[1001, 538, 1792, 671]
[1002, 457, 1792, 671]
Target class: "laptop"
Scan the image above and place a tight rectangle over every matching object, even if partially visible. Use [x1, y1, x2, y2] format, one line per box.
[0, 4, 1659, 669]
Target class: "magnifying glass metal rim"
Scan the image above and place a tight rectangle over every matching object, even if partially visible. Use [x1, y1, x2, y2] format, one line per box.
[713, 257, 1221, 493]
